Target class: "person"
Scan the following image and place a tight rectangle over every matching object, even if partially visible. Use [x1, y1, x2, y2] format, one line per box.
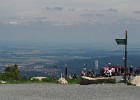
[134, 67, 137, 76]
[87, 69, 91, 77]
[111, 67, 115, 76]
[104, 68, 112, 77]
[129, 66, 133, 74]
[127, 73, 131, 81]
[81, 71, 85, 76]
[108, 68, 112, 77]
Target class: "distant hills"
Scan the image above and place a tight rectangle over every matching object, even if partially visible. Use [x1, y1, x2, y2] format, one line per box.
[0, 42, 140, 77]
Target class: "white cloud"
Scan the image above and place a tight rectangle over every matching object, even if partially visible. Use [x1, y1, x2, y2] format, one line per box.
[0, 0, 140, 26]
[105, 8, 118, 13]
[45, 6, 63, 11]
[118, 18, 140, 24]
[134, 10, 140, 14]
[7, 21, 18, 25]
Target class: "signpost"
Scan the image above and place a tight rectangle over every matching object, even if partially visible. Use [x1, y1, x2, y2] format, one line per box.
[116, 39, 126, 45]
[65, 64, 68, 79]
[115, 30, 128, 84]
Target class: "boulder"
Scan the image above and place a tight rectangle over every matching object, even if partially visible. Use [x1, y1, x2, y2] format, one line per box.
[131, 76, 140, 86]
[0, 80, 7, 84]
[31, 77, 47, 81]
[80, 76, 115, 85]
[57, 78, 68, 84]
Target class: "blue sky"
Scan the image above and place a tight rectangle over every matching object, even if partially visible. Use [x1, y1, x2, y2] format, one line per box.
[0, 0, 140, 46]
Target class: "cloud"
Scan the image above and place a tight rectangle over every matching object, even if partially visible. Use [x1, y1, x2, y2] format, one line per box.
[118, 18, 140, 24]
[80, 13, 104, 17]
[105, 8, 118, 13]
[7, 21, 18, 25]
[45, 7, 63, 11]
[0, 0, 139, 27]
[80, 13, 94, 17]
[82, 9, 96, 12]
[95, 13, 104, 17]
[134, 10, 140, 14]
[68, 8, 75, 11]
[2, 16, 49, 26]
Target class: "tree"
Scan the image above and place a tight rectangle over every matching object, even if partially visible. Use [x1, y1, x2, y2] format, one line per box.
[2, 64, 21, 81]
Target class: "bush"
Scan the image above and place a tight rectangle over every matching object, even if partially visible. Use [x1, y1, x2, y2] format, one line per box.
[2, 64, 21, 81]
[101, 78, 116, 84]
[30, 78, 40, 82]
[67, 78, 80, 84]
[80, 77, 116, 85]
[42, 78, 57, 83]
[89, 78, 116, 84]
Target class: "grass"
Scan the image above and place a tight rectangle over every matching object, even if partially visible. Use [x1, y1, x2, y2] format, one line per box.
[1, 77, 116, 85]
[42, 78, 57, 83]
[0, 77, 81, 84]
[67, 78, 80, 84]
[80, 77, 116, 85]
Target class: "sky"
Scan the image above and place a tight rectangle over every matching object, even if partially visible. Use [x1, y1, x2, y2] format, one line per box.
[0, 0, 140, 47]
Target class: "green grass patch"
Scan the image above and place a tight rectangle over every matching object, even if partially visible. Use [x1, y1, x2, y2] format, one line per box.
[67, 78, 80, 84]
[80, 77, 116, 85]
[42, 78, 57, 83]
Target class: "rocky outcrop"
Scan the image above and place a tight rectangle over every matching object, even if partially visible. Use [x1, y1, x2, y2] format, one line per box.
[131, 76, 140, 86]
[0, 80, 7, 84]
[80, 76, 115, 85]
[31, 77, 47, 81]
[57, 78, 68, 85]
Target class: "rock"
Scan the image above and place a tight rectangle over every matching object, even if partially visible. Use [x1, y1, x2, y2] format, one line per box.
[57, 78, 68, 84]
[80, 76, 96, 85]
[131, 76, 140, 86]
[31, 77, 47, 81]
[80, 76, 115, 85]
[0, 80, 7, 84]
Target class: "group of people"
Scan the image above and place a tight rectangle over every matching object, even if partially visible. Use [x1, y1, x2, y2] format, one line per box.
[104, 67, 114, 77]
[81, 68, 94, 77]
[80, 66, 140, 81]
[102, 66, 140, 81]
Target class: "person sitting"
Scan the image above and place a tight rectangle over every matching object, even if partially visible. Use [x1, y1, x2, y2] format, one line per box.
[108, 68, 112, 77]
[104, 68, 112, 77]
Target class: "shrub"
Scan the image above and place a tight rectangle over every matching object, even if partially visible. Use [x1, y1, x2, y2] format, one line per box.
[30, 78, 40, 82]
[102, 78, 116, 84]
[67, 78, 80, 84]
[42, 78, 57, 83]
[2, 64, 21, 81]
[80, 77, 116, 85]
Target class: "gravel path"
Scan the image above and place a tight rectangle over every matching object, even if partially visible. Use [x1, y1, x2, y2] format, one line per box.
[0, 83, 140, 100]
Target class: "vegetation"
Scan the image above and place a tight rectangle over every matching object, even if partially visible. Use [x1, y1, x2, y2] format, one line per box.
[80, 77, 116, 85]
[42, 78, 57, 83]
[1, 64, 22, 81]
[30, 78, 41, 83]
[97, 78, 116, 84]
[0, 64, 116, 85]
[0, 64, 59, 84]
[67, 78, 80, 84]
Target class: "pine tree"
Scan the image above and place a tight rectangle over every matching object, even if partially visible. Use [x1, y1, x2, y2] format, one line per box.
[2, 64, 21, 81]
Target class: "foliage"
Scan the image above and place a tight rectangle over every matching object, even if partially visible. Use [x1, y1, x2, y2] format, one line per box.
[2, 64, 22, 81]
[30, 78, 40, 82]
[80, 77, 116, 85]
[92, 78, 116, 84]
[67, 78, 80, 84]
[117, 80, 125, 83]
[118, 80, 132, 85]
[100, 78, 116, 84]
[42, 78, 57, 83]
[0, 73, 3, 80]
